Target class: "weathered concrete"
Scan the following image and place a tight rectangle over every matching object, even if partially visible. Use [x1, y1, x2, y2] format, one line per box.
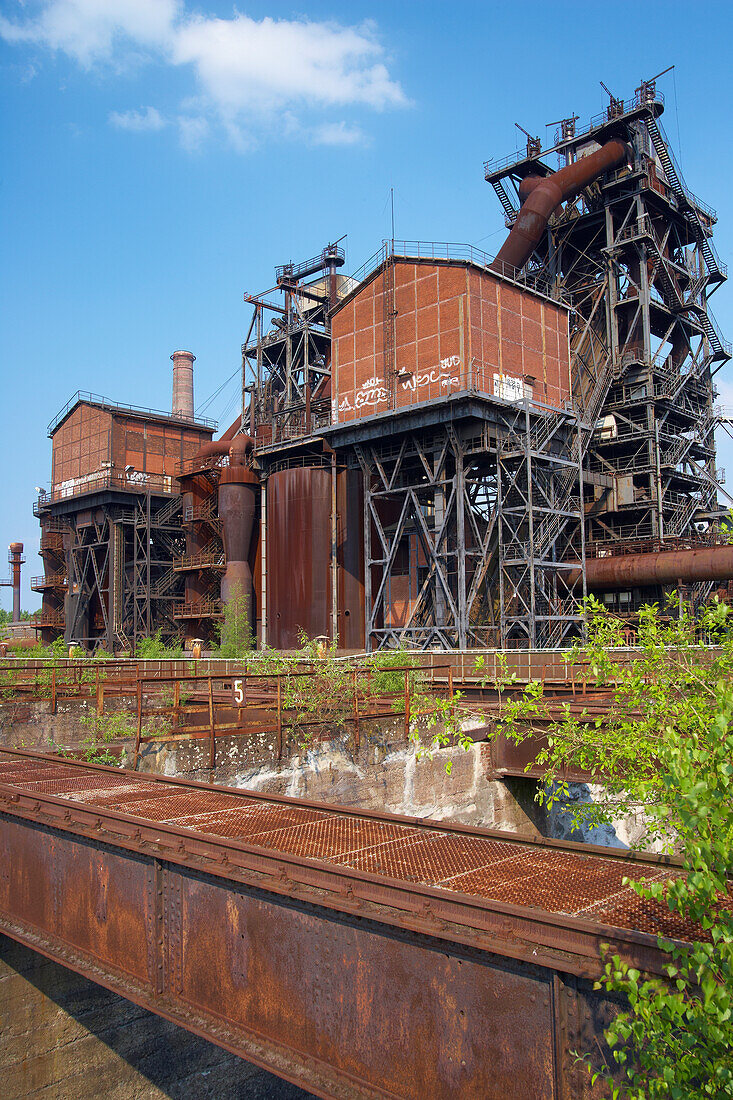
[0, 700, 103, 755]
[141, 733, 543, 835]
[544, 780, 664, 851]
[0, 701, 550, 839]
[0, 933, 315, 1099]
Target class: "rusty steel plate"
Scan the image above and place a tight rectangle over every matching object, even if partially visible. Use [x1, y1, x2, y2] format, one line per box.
[171, 803, 332, 840]
[4, 773, 139, 797]
[0, 748, 706, 945]
[95, 789, 247, 823]
[0, 761, 81, 784]
[331, 832, 534, 883]
[250, 815, 422, 861]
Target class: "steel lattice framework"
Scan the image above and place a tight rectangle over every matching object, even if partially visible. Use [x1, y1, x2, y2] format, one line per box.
[64, 493, 186, 651]
[486, 80, 730, 624]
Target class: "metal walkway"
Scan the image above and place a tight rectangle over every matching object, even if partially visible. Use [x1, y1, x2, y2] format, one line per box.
[0, 748, 693, 1099]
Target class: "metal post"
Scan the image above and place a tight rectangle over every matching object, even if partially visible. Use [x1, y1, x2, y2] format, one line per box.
[352, 668, 360, 752]
[363, 463, 373, 654]
[496, 444, 507, 649]
[525, 404, 536, 649]
[577, 423, 587, 612]
[331, 453, 338, 644]
[456, 444, 467, 648]
[208, 675, 216, 773]
[448, 664, 454, 721]
[133, 677, 142, 771]
[260, 481, 268, 648]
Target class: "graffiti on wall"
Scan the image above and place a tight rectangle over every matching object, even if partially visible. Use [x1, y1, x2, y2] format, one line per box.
[337, 357, 464, 417]
[493, 372, 533, 403]
[399, 355, 461, 393]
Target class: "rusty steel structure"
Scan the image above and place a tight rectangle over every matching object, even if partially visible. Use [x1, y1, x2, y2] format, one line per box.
[33, 384, 216, 651]
[486, 77, 730, 625]
[32, 79, 731, 652]
[0, 543, 25, 622]
[0, 747, 706, 1099]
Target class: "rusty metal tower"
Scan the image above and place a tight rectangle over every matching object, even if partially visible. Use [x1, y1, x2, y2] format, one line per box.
[485, 78, 730, 622]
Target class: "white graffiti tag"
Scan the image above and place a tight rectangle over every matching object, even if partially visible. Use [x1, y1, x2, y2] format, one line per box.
[354, 377, 388, 408]
[400, 355, 461, 393]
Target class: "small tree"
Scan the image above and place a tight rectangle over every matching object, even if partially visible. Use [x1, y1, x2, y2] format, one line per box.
[135, 628, 182, 659]
[499, 596, 733, 1096]
[216, 584, 253, 658]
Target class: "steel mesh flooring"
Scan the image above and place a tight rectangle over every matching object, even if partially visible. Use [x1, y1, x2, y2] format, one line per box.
[0, 752, 700, 939]
[171, 804, 331, 839]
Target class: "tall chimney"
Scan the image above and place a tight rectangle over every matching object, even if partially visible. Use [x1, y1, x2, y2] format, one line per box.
[8, 543, 24, 623]
[171, 350, 195, 419]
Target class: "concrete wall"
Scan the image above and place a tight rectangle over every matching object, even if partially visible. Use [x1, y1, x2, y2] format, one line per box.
[0, 933, 313, 1099]
[0, 700, 545, 837]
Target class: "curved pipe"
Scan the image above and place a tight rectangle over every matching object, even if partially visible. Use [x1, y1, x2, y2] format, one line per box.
[192, 416, 254, 463]
[570, 545, 733, 590]
[492, 139, 631, 274]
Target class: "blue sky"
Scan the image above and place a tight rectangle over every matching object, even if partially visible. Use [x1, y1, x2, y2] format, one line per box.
[2, 0, 732, 612]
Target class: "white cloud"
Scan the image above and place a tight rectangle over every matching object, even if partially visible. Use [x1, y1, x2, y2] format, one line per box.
[177, 114, 208, 153]
[312, 121, 366, 147]
[0, 2, 407, 150]
[0, 0, 180, 66]
[109, 106, 167, 132]
[171, 15, 406, 115]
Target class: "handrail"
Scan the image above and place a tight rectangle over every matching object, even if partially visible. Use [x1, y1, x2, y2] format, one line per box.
[172, 600, 224, 619]
[35, 471, 178, 512]
[173, 552, 226, 571]
[347, 240, 565, 302]
[484, 87, 666, 179]
[47, 391, 217, 436]
[30, 574, 67, 589]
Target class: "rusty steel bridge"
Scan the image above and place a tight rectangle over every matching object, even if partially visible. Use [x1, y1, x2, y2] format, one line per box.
[0, 748, 698, 1099]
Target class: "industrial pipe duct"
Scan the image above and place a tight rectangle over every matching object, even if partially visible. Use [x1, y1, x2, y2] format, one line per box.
[492, 139, 631, 274]
[218, 440, 257, 640]
[192, 417, 253, 462]
[571, 544, 733, 590]
[8, 543, 23, 622]
[183, 419, 259, 639]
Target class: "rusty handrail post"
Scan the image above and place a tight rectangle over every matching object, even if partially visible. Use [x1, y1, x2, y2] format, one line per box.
[208, 675, 216, 774]
[352, 668, 360, 753]
[50, 666, 56, 715]
[133, 675, 142, 771]
[404, 668, 410, 742]
[173, 679, 180, 728]
[448, 664, 454, 720]
[276, 675, 283, 762]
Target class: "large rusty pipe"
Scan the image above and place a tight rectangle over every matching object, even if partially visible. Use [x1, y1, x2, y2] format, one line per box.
[572, 544, 733, 590]
[492, 139, 630, 274]
[218, 458, 258, 640]
[194, 420, 254, 462]
[9, 543, 23, 623]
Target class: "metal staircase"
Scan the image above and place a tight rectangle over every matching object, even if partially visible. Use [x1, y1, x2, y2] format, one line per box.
[154, 495, 183, 526]
[150, 565, 180, 598]
[666, 494, 700, 538]
[490, 180, 518, 223]
[645, 114, 727, 284]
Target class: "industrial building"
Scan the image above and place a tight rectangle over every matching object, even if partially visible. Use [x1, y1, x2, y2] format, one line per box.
[33, 79, 731, 652]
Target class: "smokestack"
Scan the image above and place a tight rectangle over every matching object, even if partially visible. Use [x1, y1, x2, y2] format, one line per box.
[8, 543, 24, 623]
[171, 350, 195, 419]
